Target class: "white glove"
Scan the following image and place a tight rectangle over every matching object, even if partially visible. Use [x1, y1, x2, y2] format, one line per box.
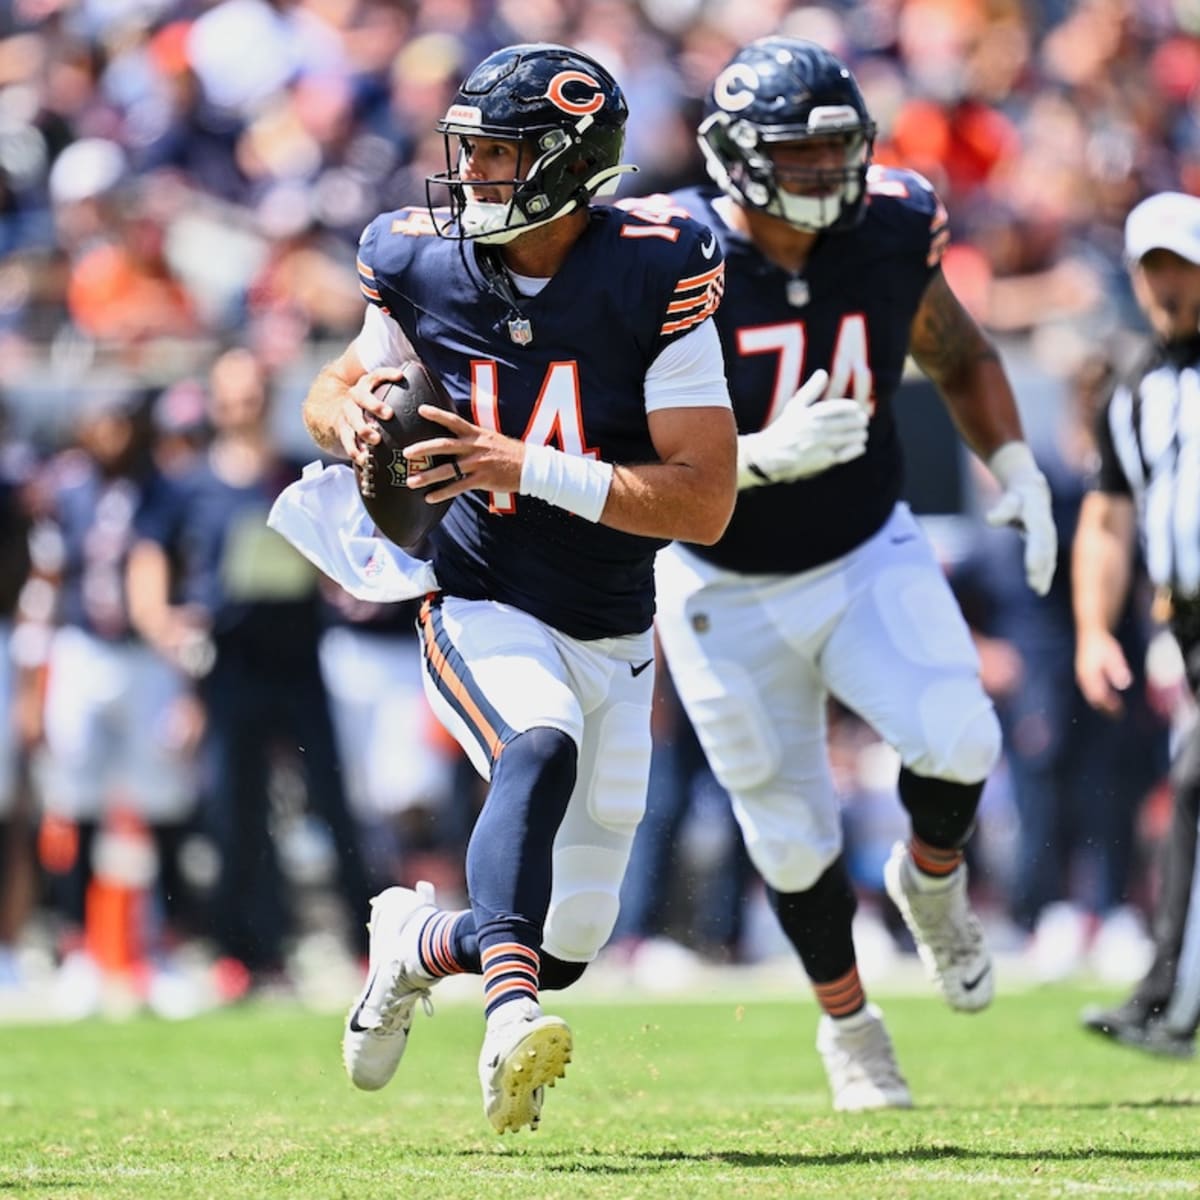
[737, 369, 869, 489]
[985, 441, 1057, 597]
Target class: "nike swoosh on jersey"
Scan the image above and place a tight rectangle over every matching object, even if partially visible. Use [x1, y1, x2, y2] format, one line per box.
[630, 659, 653, 677]
[700, 233, 717, 259]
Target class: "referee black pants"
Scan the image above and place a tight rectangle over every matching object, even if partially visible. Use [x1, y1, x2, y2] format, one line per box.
[1132, 634, 1200, 1035]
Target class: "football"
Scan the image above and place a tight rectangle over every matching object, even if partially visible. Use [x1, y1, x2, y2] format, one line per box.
[355, 360, 456, 551]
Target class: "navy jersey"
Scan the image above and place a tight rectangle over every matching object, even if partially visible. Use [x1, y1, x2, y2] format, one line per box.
[662, 167, 946, 573]
[137, 455, 324, 668]
[50, 456, 174, 641]
[355, 203, 724, 639]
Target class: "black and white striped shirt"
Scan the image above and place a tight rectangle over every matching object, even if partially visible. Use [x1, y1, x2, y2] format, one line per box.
[1098, 343, 1200, 595]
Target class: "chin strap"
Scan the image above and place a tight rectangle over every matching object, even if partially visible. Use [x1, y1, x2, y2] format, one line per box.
[588, 163, 639, 198]
[476, 246, 528, 323]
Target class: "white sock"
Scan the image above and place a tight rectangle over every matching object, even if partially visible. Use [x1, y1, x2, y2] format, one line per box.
[833, 1004, 875, 1031]
[486, 996, 542, 1032]
[908, 860, 959, 893]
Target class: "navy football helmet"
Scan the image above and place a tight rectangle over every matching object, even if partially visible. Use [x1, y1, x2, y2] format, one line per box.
[699, 38, 875, 233]
[428, 43, 635, 244]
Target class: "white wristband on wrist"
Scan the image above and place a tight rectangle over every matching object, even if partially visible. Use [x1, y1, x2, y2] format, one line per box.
[519, 443, 614, 523]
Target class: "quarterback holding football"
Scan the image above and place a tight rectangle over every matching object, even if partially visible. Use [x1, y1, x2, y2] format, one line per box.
[285, 42, 737, 1134]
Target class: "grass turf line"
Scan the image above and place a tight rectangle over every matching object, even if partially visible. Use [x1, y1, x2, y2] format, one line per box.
[0, 987, 1197, 1199]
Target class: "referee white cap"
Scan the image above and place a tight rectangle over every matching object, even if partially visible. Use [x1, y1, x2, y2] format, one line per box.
[1125, 191, 1200, 265]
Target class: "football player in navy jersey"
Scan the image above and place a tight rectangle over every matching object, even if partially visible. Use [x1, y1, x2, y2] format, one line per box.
[300, 43, 736, 1133]
[638, 38, 1058, 1111]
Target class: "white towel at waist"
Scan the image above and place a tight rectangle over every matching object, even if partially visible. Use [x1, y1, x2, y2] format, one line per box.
[267, 461, 440, 603]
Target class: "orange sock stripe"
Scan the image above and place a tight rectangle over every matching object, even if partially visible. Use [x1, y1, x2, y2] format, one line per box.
[429, 919, 457, 976]
[481, 942, 540, 968]
[419, 912, 466, 977]
[439, 916, 467, 974]
[484, 977, 538, 1007]
[813, 975, 860, 1003]
[909, 835, 963, 877]
[813, 967, 865, 1018]
[480, 941, 541, 1016]
[482, 960, 539, 986]
[825, 995, 867, 1018]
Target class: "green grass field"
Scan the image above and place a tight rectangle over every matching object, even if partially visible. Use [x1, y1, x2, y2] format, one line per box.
[1, 987, 1198, 1199]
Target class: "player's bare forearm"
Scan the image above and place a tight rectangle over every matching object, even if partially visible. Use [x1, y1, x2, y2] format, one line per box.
[606, 462, 732, 543]
[303, 344, 402, 464]
[1072, 492, 1135, 635]
[408, 403, 737, 542]
[605, 405, 737, 544]
[910, 271, 1025, 459]
[303, 354, 361, 458]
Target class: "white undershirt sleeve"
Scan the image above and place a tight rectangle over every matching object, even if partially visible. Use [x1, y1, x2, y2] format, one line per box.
[355, 302, 729, 414]
[353, 303, 414, 372]
[644, 319, 732, 414]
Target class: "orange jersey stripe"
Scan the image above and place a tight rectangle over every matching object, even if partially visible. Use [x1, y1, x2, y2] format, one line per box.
[675, 263, 724, 291]
[665, 294, 712, 314]
[661, 308, 715, 336]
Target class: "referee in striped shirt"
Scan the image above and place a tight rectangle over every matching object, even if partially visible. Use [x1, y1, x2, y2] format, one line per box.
[1073, 191, 1200, 1058]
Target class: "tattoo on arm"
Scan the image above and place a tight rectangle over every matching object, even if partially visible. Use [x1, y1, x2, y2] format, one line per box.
[910, 271, 999, 390]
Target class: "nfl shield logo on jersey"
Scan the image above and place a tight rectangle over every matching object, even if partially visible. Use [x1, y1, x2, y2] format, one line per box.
[508, 317, 533, 346]
[786, 278, 810, 308]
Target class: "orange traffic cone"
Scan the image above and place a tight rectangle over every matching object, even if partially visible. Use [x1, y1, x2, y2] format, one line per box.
[85, 808, 158, 978]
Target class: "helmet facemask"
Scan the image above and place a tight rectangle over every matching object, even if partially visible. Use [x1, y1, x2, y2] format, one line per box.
[699, 106, 874, 233]
[429, 111, 633, 245]
[699, 37, 877, 234]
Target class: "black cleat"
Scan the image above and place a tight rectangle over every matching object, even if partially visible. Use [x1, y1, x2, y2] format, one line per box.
[1140, 1022, 1197, 1059]
[1081, 1002, 1194, 1058]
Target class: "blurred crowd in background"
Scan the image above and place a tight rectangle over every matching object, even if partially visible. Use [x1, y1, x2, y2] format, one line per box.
[0, 0, 1196, 1019]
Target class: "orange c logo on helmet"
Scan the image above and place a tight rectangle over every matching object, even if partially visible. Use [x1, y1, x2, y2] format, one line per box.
[546, 70, 605, 116]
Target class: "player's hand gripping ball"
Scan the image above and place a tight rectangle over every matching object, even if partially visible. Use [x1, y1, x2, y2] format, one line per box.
[355, 360, 455, 551]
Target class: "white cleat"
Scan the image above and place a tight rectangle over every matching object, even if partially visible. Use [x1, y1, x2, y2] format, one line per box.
[884, 841, 993, 1012]
[342, 882, 439, 1091]
[816, 1004, 913, 1111]
[479, 1014, 572, 1134]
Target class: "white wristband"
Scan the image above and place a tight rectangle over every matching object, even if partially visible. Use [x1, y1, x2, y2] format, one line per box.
[519, 443, 614, 523]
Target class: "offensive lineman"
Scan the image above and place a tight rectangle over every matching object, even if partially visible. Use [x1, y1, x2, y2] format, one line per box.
[640, 37, 1057, 1110]
[294, 43, 736, 1133]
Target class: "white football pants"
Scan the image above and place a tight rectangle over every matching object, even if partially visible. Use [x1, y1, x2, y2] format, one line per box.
[655, 502, 1000, 894]
[417, 596, 655, 962]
